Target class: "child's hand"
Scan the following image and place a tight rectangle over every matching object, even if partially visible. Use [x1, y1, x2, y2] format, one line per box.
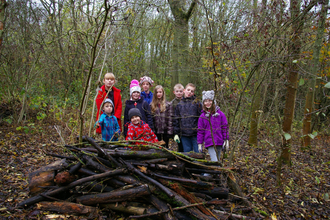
[174, 135, 180, 143]
[198, 144, 203, 152]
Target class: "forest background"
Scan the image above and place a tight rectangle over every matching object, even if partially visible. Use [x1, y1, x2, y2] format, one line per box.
[0, 0, 329, 218]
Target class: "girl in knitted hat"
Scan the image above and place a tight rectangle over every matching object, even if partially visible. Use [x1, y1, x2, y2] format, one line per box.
[123, 79, 153, 137]
[150, 85, 173, 148]
[140, 76, 154, 104]
[197, 90, 229, 162]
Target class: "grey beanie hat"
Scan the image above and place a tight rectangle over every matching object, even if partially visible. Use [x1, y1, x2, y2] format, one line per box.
[202, 90, 215, 102]
[102, 98, 115, 114]
[128, 108, 142, 120]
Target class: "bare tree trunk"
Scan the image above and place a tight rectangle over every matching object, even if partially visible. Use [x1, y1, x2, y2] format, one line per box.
[168, 0, 196, 89]
[302, 0, 328, 147]
[280, 0, 302, 165]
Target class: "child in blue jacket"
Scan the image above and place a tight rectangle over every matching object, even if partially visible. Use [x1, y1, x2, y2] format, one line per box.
[96, 99, 121, 141]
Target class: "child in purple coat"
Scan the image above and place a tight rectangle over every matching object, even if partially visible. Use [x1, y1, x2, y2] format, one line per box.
[197, 90, 229, 161]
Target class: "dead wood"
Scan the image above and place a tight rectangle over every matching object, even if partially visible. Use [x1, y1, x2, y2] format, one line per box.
[83, 155, 111, 173]
[54, 171, 76, 186]
[148, 194, 177, 220]
[151, 172, 214, 189]
[29, 159, 69, 196]
[18, 168, 126, 208]
[151, 183, 216, 220]
[37, 201, 97, 216]
[128, 200, 225, 219]
[119, 158, 175, 198]
[76, 184, 151, 205]
[100, 203, 147, 215]
[68, 162, 82, 174]
[213, 209, 256, 220]
[80, 181, 114, 193]
[83, 136, 121, 167]
[158, 179, 218, 219]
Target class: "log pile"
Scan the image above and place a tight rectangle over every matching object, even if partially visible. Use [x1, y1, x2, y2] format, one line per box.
[18, 136, 259, 219]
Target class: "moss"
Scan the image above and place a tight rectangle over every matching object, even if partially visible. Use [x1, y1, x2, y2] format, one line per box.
[254, 208, 268, 216]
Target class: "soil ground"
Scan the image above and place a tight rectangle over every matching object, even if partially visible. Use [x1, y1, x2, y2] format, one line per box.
[0, 117, 329, 219]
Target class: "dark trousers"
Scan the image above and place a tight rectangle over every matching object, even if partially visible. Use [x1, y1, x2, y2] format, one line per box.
[177, 140, 183, 152]
[156, 133, 170, 148]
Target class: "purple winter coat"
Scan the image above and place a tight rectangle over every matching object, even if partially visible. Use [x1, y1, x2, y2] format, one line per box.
[197, 106, 229, 148]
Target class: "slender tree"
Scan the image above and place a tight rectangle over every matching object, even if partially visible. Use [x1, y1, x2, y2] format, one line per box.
[302, 0, 328, 147]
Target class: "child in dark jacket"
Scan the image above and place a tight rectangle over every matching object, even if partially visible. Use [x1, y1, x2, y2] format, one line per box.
[123, 79, 153, 137]
[170, 83, 184, 152]
[96, 99, 121, 141]
[197, 90, 229, 161]
[150, 85, 173, 148]
[126, 108, 158, 145]
[173, 83, 202, 153]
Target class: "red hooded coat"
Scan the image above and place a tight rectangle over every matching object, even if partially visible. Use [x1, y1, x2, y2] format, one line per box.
[96, 85, 122, 133]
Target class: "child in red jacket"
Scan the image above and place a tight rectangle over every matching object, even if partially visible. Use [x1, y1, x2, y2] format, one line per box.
[96, 73, 122, 134]
[125, 108, 158, 145]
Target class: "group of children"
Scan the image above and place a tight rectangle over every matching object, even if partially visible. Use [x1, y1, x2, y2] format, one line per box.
[95, 73, 229, 162]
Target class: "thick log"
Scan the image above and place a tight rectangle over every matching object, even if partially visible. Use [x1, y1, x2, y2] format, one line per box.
[119, 158, 175, 198]
[37, 201, 97, 216]
[213, 209, 256, 220]
[110, 149, 175, 159]
[54, 171, 76, 186]
[151, 184, 216, 220]
[159, 180, 216, 218]
[83, 136, 121, 167]
[151, 172, 214, 190]
[68, 162, 82, 174]
[148, 194, 177, 220]
[197, 187, 229, 200]
[129, 161, 185, 175]
[18, 168, 126, 208]
[115, 175, 139, 185]
[76, 184, 151, 205]
[78, 167, 98, 176]
[141, 158, 169, 163]
[29, 159, 69, 196]
[83, 155, 111, 173]
[101, 203, 147, 215]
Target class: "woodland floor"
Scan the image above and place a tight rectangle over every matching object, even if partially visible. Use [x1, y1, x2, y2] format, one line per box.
[0, 115, 329, 219]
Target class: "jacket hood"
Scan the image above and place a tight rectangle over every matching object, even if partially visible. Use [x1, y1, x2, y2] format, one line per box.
[202, 105, 221, 117]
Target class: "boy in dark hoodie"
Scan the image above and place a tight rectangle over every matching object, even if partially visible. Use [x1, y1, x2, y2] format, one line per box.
[173, 83, 202, 153]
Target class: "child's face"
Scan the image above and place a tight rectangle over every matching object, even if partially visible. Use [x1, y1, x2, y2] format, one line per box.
[131, 115, 141, 125]
[156, 88, 164, 99]
[131, 91, 140, 101]
[141, 82, 150, 92]
[204, 99, 213, 109]
[184, 86, 195, 98]
[103, 77, 115, 89]
[173, 88, 183, 99]
[102, 103, 113, 115]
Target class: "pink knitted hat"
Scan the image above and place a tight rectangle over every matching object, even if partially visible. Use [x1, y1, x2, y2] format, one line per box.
[130, 79, 141, 96]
